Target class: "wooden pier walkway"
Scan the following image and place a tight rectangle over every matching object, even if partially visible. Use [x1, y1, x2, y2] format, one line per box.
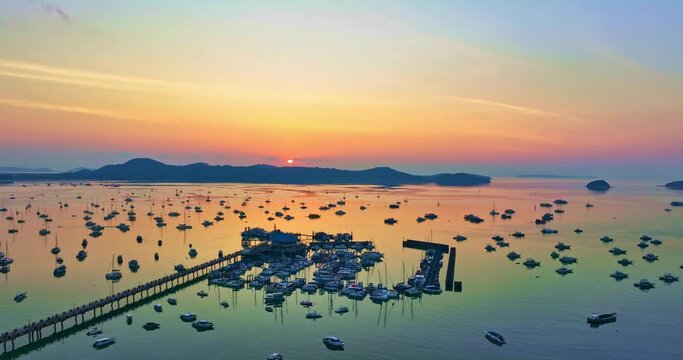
[1, 250, 242, 353]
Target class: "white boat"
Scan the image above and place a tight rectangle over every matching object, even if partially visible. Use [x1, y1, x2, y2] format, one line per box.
[322, 336, 344, 348]
[267, 353, 283, 360]
[93, 337, 116, 349]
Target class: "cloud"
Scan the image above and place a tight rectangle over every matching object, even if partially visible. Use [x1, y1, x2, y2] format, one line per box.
[0, 97, 146, 122]
[24, 0, 70, 22]
[444, 95, 584, 123]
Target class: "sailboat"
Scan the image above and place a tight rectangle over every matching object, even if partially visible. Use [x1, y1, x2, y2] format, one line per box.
[51, 234, 61, 254]
[105, 254, 123, 280]
[0, 241, 13, 266]
[489, 202, 499, 216]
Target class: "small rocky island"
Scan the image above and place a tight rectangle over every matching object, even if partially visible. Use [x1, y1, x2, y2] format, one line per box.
[586, 179, 611, 191]
[665, 181, 683, 190]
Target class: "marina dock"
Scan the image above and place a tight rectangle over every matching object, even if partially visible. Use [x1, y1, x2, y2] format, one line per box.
[1, 250, 243, 353]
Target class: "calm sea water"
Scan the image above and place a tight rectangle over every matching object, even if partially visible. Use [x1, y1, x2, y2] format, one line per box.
[1, 178, 682, 359]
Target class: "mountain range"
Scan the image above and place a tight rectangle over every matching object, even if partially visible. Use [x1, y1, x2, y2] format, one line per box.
[6, 158, 492, 186]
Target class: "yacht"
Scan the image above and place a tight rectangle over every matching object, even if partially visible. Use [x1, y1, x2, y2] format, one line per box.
[306, 311, 323, 319]
[14, 292, 27, 302]
[642, 253, 658, 262]
[484, 330, 506, 345]
[617, 258, 633, 266]
[87, 327, 103, 336]
[53, 264, 67, 277]
[93, 337, 116, 349]
[180, 313, 197, 322]
[659, 273, 679, 283]
[523, 258, 540, 268]
[507, 251, 521, 260]
[559, 256, 577, 265]
[192, 320, 214, 330]
[128, 259, 140, 271]
[555, 267, 573, 275]
[142, 322, 160, 331]
[383, 218, 398, 225]
[633, 279, 655, 290]
[610, 270, 629, 280]
[609, 247, 627, 255]
[555, 242, 571, 251]
[587, 313, 617, 325]
[322, 336, 344, 349]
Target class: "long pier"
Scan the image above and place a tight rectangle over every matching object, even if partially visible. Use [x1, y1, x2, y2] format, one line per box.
[1, 250, 242, 353]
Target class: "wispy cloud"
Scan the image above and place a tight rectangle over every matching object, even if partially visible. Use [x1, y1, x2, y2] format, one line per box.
[0, 97, 146, 122]
[24, 0, 70, 22]
[444, 95, 584, 122]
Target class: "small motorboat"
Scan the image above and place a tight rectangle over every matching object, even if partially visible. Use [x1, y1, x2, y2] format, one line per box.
[485, 244, 496, 252]
[617, 258, 633, 266]
[642, 253, 658, 262]
[334, 306, 349, 314]
[300, 300, 313, 307]
[14, 292, 27, 303]
[93, 337, 116, 349]
[485, 330, 506, 346]
[555, 267, 573, 275]
[192, 320, 214, 331]
[610, 271, 629, 280]
[265, 306, 274, 312]
[180, 313, 197, 322]
[167, 297, 177, 305]
[633, 279, 655, 290]
[220, 300, 230, 308]
[609, 247, 627, 255]
[659, 273, 679, 283]
[322, 336, 344, 349]
[153, 303, 162, 312]
[142, 322, 160, 331]
[507, 251, 521, 260]
[267, 353, 283, 360]
[86, 327, 103, 336]
[197, 290, 208, 297]
[306, 311, 322, 319]
[523, 258, 540, 268]
[126, 313, 133, 324]
[587, 313, 617, 325]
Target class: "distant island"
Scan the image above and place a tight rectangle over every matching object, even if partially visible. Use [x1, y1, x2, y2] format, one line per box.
[516, 174, 596, 179]
[0, 166, 55, 173]
[665, 181, 683, 190]
[8, 158, 492, 187]
[586, 179, 611, 191]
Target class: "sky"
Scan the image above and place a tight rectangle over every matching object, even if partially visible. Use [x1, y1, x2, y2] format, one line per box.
[1, 0, 682, 180]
